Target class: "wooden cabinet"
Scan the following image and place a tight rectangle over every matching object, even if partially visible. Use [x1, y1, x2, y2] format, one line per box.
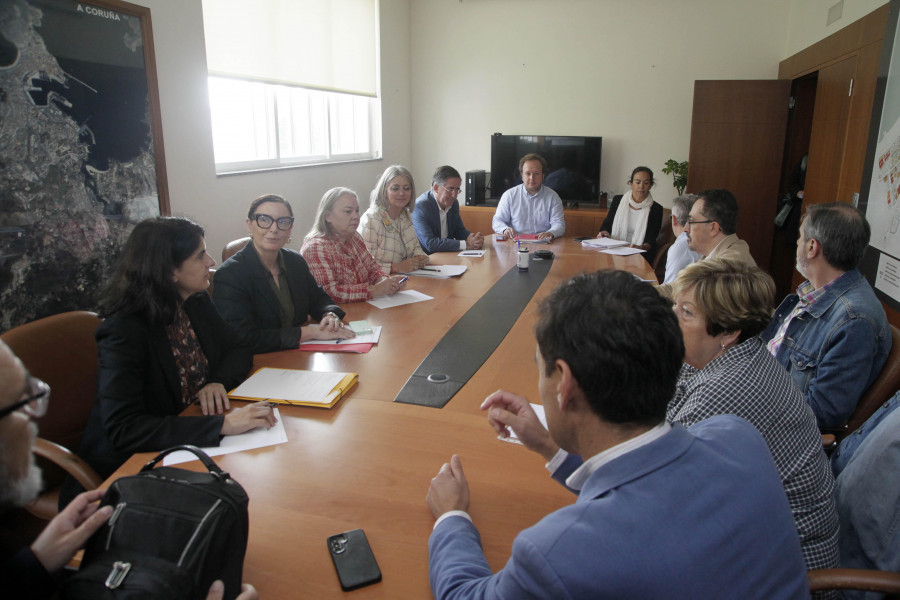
[458, 204, 609, 238]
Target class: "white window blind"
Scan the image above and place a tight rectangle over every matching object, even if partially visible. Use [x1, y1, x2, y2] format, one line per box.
[201, 0, 378, 97]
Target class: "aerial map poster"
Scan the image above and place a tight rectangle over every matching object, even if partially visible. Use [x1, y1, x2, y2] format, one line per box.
[0, 0, 168, 332]
[861, 0, 900, 310]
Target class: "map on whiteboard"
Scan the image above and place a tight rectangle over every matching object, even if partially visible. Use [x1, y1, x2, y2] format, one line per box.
[867, 17, 900, 261]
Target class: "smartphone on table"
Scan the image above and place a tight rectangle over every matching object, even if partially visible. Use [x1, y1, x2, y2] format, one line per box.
[327, 529, 382, 591]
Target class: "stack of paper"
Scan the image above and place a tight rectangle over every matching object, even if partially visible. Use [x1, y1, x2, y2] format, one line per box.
[580, 237, 628, 249]
[297, 326, 382, 353]
[228, 368, 358, 408]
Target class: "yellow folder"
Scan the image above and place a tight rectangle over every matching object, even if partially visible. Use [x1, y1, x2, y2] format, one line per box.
[228, 367, 358, 409]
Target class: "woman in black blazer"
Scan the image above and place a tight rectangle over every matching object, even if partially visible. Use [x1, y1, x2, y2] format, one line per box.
[597, 166, 664, 260]
[66, 217, 276, 506]
[213, 194, 353, 354]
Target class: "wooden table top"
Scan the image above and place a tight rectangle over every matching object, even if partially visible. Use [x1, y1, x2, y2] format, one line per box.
[103, 239, 656, 598]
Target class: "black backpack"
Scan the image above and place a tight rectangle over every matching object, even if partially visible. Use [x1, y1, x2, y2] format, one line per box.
[62, 445, 249, 600]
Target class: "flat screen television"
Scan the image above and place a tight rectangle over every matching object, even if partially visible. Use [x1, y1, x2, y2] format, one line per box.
[490, 134, 602, 203]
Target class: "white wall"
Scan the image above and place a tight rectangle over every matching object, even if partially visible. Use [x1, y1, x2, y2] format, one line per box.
[408, 0, 792, 206]
[785, 0, 889, 57]
[131, 0, 411, 258]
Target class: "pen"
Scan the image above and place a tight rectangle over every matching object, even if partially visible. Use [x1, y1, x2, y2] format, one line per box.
[420, 267, 440, 272]
[398, 276, 409, 284]
[335, 338, 343, 344]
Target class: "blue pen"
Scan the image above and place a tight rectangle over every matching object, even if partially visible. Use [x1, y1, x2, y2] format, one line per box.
[398, 276, 409, 284]
[335, 338, 343, 344]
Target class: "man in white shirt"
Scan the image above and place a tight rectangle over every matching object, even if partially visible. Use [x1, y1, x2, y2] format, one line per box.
[491, 154, 566, 240]
[663, 193, 702, 283]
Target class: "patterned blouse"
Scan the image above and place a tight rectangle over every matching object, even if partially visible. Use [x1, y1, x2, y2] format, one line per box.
[300, 233, 385, 303]
[667, 336, 839, 571]
[357, 205, 427, 274]
[165, 306, 209, 405]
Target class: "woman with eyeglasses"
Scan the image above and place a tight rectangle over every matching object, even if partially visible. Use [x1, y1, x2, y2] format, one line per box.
[64, 217, 276, 507]
[597, 166, 664, 258]
[667, 258, 839, 571]
[214, 194, 353, 354]
[358, 165, 429, 274]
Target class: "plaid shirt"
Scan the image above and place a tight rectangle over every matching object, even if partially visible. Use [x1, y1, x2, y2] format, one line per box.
[300, 233, 385, 303]
[767, 278, 836, 357]
[668, 337, 839, 571]
[358, 206, 427, 274]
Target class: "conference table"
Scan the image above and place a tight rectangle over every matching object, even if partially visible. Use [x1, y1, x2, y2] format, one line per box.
[104, 238, 657, 599]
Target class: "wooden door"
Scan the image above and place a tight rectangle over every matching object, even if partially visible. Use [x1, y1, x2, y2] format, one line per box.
[804, 56, 858, 206]
[687, 80, 791, 271]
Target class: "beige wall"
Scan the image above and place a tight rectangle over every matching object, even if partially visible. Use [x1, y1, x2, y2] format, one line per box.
[131, 0, 411, 258]
[786, 0, 889, 57]
[408, 0, 792, 207]
[133, 0, 890, 254]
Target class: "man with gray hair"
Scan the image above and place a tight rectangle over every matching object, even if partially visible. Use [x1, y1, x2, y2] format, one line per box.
[663, 193, 702, 283]
[760, 202, 891, 429]
[413, 165, 484, 253]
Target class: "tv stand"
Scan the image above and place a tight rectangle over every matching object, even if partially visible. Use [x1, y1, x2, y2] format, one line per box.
[458, 205, 609, 238]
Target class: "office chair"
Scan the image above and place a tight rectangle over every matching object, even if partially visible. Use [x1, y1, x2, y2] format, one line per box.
[222, 236, 251, 262]
[1, 311, 104, 520]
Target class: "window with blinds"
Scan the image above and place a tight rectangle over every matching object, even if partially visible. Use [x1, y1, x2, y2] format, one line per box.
[201, 0, 381, 173]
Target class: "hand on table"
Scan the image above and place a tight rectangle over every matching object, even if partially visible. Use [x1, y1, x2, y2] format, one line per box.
[207, 580, 258, 600]
[31, 489, 113, 573]
[537, 231, 554, 240]
[427, 454, 469, 519]
[370, 275, 405, 298]
[481, 390, 560, 461]
[596, 231, 610, 238]
[394, 255, 428, 273]
[501, 227, 516, 240]
[302, 318, 355, 342]
[467, 232, 484, 249]
[221, 401, 278, 436]
[198, 383, 230, 415]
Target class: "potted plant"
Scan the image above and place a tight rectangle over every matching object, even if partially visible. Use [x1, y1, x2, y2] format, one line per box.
[662, 159, 689, 196]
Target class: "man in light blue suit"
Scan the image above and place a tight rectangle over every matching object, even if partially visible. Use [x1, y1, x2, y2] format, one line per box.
[426, 270, 810, 600]
[413, 165, 484, 254]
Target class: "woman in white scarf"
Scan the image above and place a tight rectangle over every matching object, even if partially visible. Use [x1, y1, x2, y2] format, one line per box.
[597, 166, 664, 259]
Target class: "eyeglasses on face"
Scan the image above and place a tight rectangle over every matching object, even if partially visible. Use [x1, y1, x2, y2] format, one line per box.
[0, 376, 50, 421]
[684, 218, 714, 227]
[253, 214, 294, 231]
[441, 184, 462, 195]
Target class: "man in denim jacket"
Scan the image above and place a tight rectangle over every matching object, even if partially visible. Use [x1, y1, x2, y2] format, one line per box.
[760, 203, 890, 429]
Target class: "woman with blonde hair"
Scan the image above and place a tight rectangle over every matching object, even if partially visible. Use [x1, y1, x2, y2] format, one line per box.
[358, 165, 429, 274]
[301, 187, 405, 303]
[668, 258, 839, 572]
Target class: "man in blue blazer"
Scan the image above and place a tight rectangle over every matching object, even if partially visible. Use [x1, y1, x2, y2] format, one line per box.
[413, 166, 484, 254]
[427, 271, 810, 599]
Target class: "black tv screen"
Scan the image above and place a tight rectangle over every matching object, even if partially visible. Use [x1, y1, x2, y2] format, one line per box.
[490, 134, 602, 202]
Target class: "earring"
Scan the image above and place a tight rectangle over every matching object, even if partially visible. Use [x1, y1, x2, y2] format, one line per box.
[720, 340, 726, 350]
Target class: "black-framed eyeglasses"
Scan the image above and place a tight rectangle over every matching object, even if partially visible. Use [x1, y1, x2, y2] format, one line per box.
[684, 218, 714, 227]
[0, 376, 50, 421]
[252, 214, 295, 230]
[441, 185, 462, 195]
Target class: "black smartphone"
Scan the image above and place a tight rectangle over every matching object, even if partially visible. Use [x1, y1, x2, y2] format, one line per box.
[327, 529, 382, 591]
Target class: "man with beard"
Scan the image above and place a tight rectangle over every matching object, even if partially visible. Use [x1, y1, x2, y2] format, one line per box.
[0, 339, 256, 599]
[760, 203, 891, 429]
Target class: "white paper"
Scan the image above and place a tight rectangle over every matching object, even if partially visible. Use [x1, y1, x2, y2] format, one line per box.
[498, 403, 548, 445]
[403, 265, 467, 278]
[163, 408, 288, 465]
[367, 289, 433, 309]
[458, 250, 486, 257]
[581, 237, 628, 249]
[601, 246, 646, 256]
[229, 369, 346, 403]
[298, 326, 382, 346]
